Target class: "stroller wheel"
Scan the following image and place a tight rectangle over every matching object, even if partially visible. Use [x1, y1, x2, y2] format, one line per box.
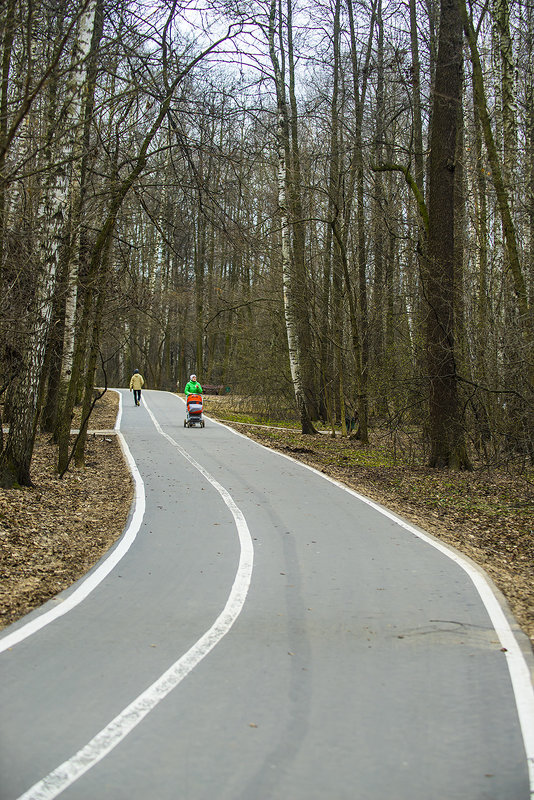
[184, 419, 187, 427]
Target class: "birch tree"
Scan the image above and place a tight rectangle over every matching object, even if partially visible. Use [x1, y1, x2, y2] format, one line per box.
[267, 0, 316, 433]
[0, 0, 98, 486]
[55, 0, 101, 474]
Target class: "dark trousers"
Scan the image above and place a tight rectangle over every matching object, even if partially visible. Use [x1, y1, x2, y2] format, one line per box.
[133, 389, 141, 405]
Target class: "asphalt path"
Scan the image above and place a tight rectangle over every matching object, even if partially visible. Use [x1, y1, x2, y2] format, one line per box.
[1, 389, 533, 800]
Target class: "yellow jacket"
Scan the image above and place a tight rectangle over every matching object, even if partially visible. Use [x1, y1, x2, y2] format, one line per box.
[129, 373, 144, 390]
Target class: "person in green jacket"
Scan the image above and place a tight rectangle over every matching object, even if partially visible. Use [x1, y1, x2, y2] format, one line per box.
[184, 374, 203, 396]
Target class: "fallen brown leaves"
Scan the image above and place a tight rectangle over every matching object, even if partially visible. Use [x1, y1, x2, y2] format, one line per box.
[0, 391, 132, 631]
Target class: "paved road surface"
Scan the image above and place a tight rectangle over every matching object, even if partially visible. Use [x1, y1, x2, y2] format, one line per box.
[1, 389, 533, 800]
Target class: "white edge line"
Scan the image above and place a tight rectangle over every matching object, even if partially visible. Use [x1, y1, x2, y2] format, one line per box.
[114, 387, 123, 431]
[0, 391, 144, 655]
[208, 410, 534, 791]
[17, 395, 253, 800]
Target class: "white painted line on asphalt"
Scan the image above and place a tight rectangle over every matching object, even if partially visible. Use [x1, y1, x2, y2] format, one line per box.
[114, 387, 123, 430]
[0, 392, 144, 655]
[214, 415, 534, 793]
[16, 396, 254, 800]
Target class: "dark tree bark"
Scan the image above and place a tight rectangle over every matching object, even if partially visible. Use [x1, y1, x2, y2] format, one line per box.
[424, 0, 471, 468]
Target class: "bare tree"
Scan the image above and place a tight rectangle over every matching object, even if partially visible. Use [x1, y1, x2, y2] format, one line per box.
[424, 0, 471, 468]
[267, 0, 317, 433]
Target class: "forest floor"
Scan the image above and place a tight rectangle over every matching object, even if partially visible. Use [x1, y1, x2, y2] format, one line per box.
[1, 391, 533, 654]
[0, 392, 132, 631]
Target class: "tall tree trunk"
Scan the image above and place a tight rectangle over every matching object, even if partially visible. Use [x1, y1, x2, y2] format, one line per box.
[473, 97, 489, 354]
[372, 0, 386, 415]
[268, 0, 316, 433]
[409, 0, 425, 195]
[286, 0, 318, 419]
[0, 0, 18, 451]
[194, 213, 206, 376]
[319, 197, 332, 422]
[346, 0, 377, 443]
[0, 0, 16, 271]
[56, 0, 100, 473]
[529, 3, 534, 312]
[454, 98, 467, 374]
[329, 0, 346, 434]
[74, 246, 110, 468]
[494, 0, 517, 191]
[425, 0, 471, 469]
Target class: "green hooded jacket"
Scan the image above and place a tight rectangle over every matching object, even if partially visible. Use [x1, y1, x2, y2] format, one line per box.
[184, 380, 203, 396]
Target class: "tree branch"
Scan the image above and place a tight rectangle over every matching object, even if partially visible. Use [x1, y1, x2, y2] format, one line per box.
[371, 162, 429, 232]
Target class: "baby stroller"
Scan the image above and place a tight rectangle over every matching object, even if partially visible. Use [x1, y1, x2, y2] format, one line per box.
[184, 393, 205, 428]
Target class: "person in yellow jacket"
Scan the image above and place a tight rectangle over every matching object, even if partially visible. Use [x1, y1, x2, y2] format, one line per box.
[129, 369, 144, 406]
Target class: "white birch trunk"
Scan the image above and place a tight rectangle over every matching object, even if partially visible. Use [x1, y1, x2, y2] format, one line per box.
[278, 119, 303, 402]
[58, 0, 98, 410]
[1, 0, 97, 485]
[268, 0, 307, 423]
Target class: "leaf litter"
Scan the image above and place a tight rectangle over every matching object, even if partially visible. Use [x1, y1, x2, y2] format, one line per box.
[0, 392, 132, 630]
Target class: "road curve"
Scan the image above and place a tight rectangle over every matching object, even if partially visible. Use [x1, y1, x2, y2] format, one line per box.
[1, 388, 533, 800]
